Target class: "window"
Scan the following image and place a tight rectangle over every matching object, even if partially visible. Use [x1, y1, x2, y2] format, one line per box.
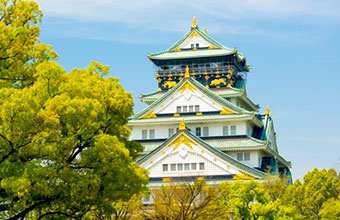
[199, 163, 205, 170]
[230, 125, 237, 135]
[183, 106, 187, 113]
[195, 105, 200, 112]
[142, 130, 147, 139]
[177, 164, 183, 171]
[149, 129, 155, 139]
[223, 126, 229, 136]
[184, 163, 190, 170]
[177, 106, 181, 113]
[203, 127, 209, 136]
[171, 164, 176, 171]
[191, 44, 194, 48]
[237, 153, 243, 161]
[244, 153, 250, 161]
[196, 43, 199, 48]
[189, 105, 194, 112]
[163, 164, 168, 172]
[191, 163, 197, 170]
[168, 128, 174, 137]
[196, 127, 201, 136]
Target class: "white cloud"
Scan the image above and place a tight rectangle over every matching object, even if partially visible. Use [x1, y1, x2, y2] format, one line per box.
[35, 0, 340, 42]
[36, 0, 339, 27]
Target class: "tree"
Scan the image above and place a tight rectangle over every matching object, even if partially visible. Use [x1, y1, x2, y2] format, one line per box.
[219, 178, 295, 220]
[285, 168, 340, 220]
[0, 0, 57, 88]
[0, 0, 148, 219]
[146, 179, 227, 220]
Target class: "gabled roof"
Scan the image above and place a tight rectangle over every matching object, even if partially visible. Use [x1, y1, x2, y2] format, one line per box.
[137, 128, 267, 179]
[148, 19, 249, 71]
[131, 76, 252, 120]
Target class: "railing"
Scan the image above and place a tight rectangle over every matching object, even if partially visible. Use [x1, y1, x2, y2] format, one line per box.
[156, 65, 236, 77]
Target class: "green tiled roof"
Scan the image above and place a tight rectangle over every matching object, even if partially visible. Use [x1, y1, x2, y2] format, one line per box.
[128, 114, 263, 128]
[148, 26, 247, 70]
[137, 129, 267, 179]
[149, 49, 235, 60]
[130, 76, 253, 120]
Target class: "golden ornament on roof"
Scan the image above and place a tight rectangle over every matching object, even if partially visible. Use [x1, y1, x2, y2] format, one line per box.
[265, 106, 271, 117]
[185, 66, 190, 77]
[192, 16, 197, 28]
[179, 117, 186, 130]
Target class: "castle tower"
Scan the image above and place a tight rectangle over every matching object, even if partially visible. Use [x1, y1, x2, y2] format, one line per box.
[128, 17, 291, 190]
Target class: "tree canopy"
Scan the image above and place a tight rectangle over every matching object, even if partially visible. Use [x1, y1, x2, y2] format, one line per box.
[0, 0, 148, 219]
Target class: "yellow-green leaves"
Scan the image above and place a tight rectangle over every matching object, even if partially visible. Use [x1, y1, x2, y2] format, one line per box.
[0, 1, 148, 219]
[0, 0, 57, 88]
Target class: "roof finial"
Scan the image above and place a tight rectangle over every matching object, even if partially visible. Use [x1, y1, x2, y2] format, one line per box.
[185, 66, 190, 77]
[204, 28, 207, 34]
[192, 16, 197, 28]
[179, 117, 186, 130]
[265, 106, 271, 117]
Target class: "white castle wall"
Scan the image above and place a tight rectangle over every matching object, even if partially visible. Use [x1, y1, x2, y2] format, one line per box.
[226, 151, 260, 168]
[131, 121, 250, 140]
[147, 150, 230, 178]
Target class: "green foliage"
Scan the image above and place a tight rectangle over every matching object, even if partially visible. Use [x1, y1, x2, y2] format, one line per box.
[285, 168, 340, 220]
[0, 0, 57, 88]
[147, 179, 228, 220]
[0, 0, 148, 219]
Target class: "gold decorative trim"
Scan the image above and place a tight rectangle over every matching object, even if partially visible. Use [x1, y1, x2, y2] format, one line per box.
[210, 78, 226, 86]
[174, 113, 180, 117]
[163, 81, 176, 89]
[163, 177, 171, 182]
[204, 29, 208, 34]
[171, 134, 196, 151]
[196, 112, 202, 116]
[141, 110, 157, 119]
[173, 47, 181, 52]
[162, 152, 165, 155]
[233, 170, 256, 180]
[190, 31, 199, 38]
[226, 165, 230, 169]
[208, 44, 217, 49]
[179, 117, 186, 130]
[150, 161, 153, 164]
[192, 47, 197, 51]
[179, 82, 196, 93]
[201, 150, 204, 154]
[220, 107, 235, 115]
[213, 158, 217, 162]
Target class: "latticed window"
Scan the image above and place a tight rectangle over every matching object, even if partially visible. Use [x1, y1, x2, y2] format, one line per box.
[149, 129, 155, 139]
[142, 130, 147, 139]
[191, 163, 197, 170]
[203, 127, 209, 136]
[171, 164, 176, 171]
[163, 164, 168, 172]
[237, 153, 243, 161]
[230, 125, 237, 135]
[223, 126, 229, 135]
[199, 163, 205, 170]
[196, 127, 201, 136]
[244, 153, 250, 161]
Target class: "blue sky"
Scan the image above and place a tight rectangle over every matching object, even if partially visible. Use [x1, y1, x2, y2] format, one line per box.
[35, 0, 340, 181]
